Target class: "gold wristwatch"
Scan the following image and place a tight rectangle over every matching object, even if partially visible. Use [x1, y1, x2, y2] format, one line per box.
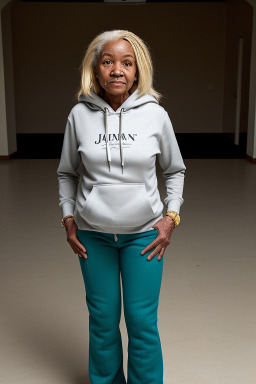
[165, 211, 181, 227]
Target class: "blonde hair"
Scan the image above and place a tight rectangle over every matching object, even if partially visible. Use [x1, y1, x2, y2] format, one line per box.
[75, 29, 163, 103]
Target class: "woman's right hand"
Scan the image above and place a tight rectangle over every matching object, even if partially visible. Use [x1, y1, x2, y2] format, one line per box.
[65, 218, 87, 259]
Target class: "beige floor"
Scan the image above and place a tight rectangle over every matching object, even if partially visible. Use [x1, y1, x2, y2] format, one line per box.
[0, 158, 255, 384]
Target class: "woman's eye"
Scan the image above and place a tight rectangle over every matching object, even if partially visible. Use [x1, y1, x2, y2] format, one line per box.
[103, 60, 132, 67]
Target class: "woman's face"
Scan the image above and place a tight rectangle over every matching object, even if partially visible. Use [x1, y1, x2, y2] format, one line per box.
[96, 39, 138, 97]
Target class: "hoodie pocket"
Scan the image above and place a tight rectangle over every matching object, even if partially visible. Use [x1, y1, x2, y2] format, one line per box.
[82, 183, 155, 228]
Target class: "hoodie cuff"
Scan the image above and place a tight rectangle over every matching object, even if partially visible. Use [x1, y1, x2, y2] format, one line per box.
[61, 202, 75, 218]
[166, 200, 182, 215]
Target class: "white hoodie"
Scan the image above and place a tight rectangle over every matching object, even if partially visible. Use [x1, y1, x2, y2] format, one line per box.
[57, 88, 186, 234]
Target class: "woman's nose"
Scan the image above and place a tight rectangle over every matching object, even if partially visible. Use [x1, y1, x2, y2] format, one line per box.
[111, 64, 123, 76]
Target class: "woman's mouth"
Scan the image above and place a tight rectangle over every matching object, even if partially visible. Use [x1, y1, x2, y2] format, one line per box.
[110, 82, 125, 86]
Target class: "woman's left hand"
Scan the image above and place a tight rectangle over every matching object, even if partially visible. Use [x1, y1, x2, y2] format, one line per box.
[140, 216, 175, 261]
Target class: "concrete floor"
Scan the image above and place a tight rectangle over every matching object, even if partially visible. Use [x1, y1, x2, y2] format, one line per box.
[0, 158, 255, 384]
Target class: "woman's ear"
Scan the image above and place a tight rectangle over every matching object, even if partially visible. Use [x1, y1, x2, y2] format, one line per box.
[94, 68, 99, 79]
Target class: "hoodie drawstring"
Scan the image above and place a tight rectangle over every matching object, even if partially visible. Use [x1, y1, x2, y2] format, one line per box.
[120, 108, 124, 174]
[104, 107, 125, 174]
[104, 107, 112, 172]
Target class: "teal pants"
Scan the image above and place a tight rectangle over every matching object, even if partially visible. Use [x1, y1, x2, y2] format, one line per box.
[76, 228, 164, 384]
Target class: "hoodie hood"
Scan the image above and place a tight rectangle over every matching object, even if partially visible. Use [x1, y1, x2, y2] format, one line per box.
[79, 88, 158, 174]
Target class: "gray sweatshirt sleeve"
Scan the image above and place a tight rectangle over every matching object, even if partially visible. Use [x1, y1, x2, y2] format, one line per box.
[57, 116, 81, 218]
[157, 111, 186, 214]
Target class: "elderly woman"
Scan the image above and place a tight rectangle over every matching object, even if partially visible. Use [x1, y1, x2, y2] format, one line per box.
[57, 29, 186, 384]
